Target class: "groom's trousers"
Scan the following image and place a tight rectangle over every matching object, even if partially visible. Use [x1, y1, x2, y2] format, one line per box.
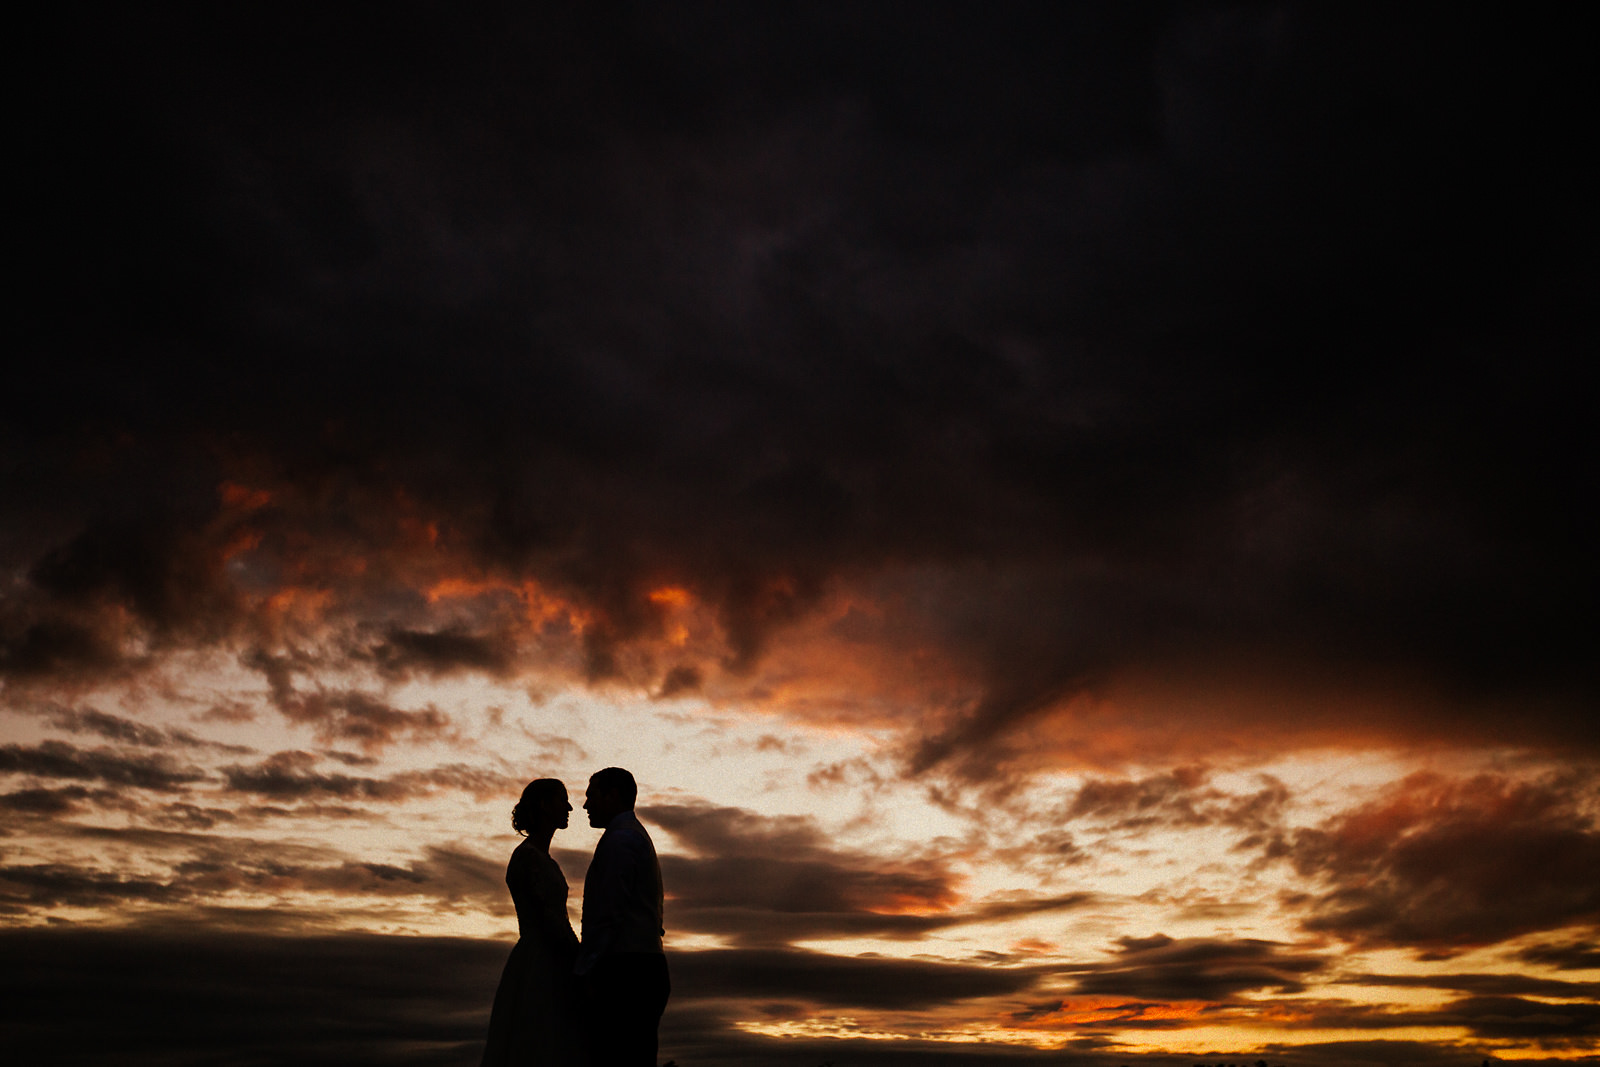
[589, 951, 670, 1067]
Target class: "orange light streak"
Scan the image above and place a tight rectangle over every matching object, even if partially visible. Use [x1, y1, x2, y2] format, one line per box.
[1008, 996, 1212, 1029]
[424, 576, 592, 633]
[863, 886, 963, 916]
[425, 577, 511, 602]
[648, 586, 692, 607]
[219, 482, 273, 510]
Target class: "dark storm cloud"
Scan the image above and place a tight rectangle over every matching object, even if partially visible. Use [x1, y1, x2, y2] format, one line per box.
[50, 705, 165, 745]
[675, 945, 1041, 1011]
[1258, 1042, 1516, 1067]
[1281, 772, 1600, 952]
[0, 863, 183, 910]
[10, 2, 1596, 770]
[1443, 995, 1600, 1041]
[641, 800, 1091, 945]
[0, 927, 498, 1066]
[0, 784, 95, 815]
[1065, 933, 1326, 1000]
[646, 801, 957, 916]
[23, 514, 238, 641]
[1064, 765, 1290, 834]
[1519, 939, 1600, 972]
[1, 831, 503, 925]
[220, 750, 513, 802]
[1272, 994, 1600, 1043]
[371, 626, 514, 679]
[145, 801, 238, 831]
[654, 663, 703, 700]
[244, 649, 453, 749]
[0, 615, 124, 681]
[0, 776, 233, 827]
[1352, 970, 1600, 1001]
[0, 926, 1573, 1066]
[0, 927, 1028, 1067]
[0, 929, 1194, 1067]
[1011, 983, 1600, 1046]
[0, 504, 253, 684]
[278, 689, 452, 751]
[0, 740, 207, 791]
[659, 882, 1093, 947]
[170, 844, 506, 907]
[45, 704, 253, 753]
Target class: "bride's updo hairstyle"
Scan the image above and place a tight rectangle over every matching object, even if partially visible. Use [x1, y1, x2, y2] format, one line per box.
[510, 777, 566, 836]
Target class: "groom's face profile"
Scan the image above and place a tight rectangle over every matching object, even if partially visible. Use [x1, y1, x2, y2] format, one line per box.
[584, 781, 625, 828]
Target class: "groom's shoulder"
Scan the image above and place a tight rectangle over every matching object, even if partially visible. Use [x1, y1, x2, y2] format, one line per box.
[605, 810, 653, 846]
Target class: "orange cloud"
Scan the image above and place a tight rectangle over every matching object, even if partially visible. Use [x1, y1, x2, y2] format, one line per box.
[262, 587, 333, 625]
[865, 885, 964, 916]
[648, 586, 692, 607]
[1283, 770, 1600, 951]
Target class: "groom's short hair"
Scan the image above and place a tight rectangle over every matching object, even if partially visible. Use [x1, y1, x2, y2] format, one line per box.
[590, 766, 637, 807]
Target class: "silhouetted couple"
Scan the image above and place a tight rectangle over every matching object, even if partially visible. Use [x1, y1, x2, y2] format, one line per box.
[480, 767, 669, 1067]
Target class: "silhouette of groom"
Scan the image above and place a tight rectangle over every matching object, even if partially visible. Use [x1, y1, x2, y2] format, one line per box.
[578, 767, 669, 1067]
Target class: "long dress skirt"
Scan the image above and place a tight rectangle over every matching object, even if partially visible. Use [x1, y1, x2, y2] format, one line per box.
[481, 841, 588, 1065]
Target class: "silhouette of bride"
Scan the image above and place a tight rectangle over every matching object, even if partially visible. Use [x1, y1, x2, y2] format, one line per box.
[480, 778, 589, 1066]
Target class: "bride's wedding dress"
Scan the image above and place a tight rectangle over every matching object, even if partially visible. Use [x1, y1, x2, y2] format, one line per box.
[481, 839, 588, 1065]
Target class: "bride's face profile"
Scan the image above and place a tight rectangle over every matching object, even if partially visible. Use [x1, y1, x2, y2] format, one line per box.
[511, 779, 572, 838]
[542, 790, 572, 831]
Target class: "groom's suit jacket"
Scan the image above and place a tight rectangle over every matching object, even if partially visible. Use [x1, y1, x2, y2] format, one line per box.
[577, 809, 664, 975]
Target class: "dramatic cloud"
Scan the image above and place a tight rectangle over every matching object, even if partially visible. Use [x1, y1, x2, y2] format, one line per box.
[371, 627, 515, 680]
[46, 706, 168, 746]
[0, 928, 498, 1066]
[0, 740, 207, 792]
[245, 650, 455, 751]
[1354, 971, 1600, 1002]
[637, 801, 1094, 946]
[1520, 940, 1600, 972]
[0, 617, 125, 683]
[1443, 996, 1600, 1042]
[0, 785, 97, 816]
[1064, 765, 1290, 835]
[642, 802, 953, 943]
[674, 945, 1042, 1011]
[8, 2, 1595, 768]
[167, 844, 506, 908]
[5, 5, 1598, 1064]
[0, 928, 1066, 1067]
[0, 865, 183, 912]
[42, 705, 252, 753]
[1283, 772, 1600, 951]
[1066, 933, 1327, 1001]
[1, 832, 507, 927]
[220, 750, 513, 804]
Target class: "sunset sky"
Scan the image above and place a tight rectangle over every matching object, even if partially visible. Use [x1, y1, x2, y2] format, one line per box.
[4, 4, 1597, 1065]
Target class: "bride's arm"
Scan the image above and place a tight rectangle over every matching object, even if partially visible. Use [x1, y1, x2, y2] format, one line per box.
[535, 857, 581, 953]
